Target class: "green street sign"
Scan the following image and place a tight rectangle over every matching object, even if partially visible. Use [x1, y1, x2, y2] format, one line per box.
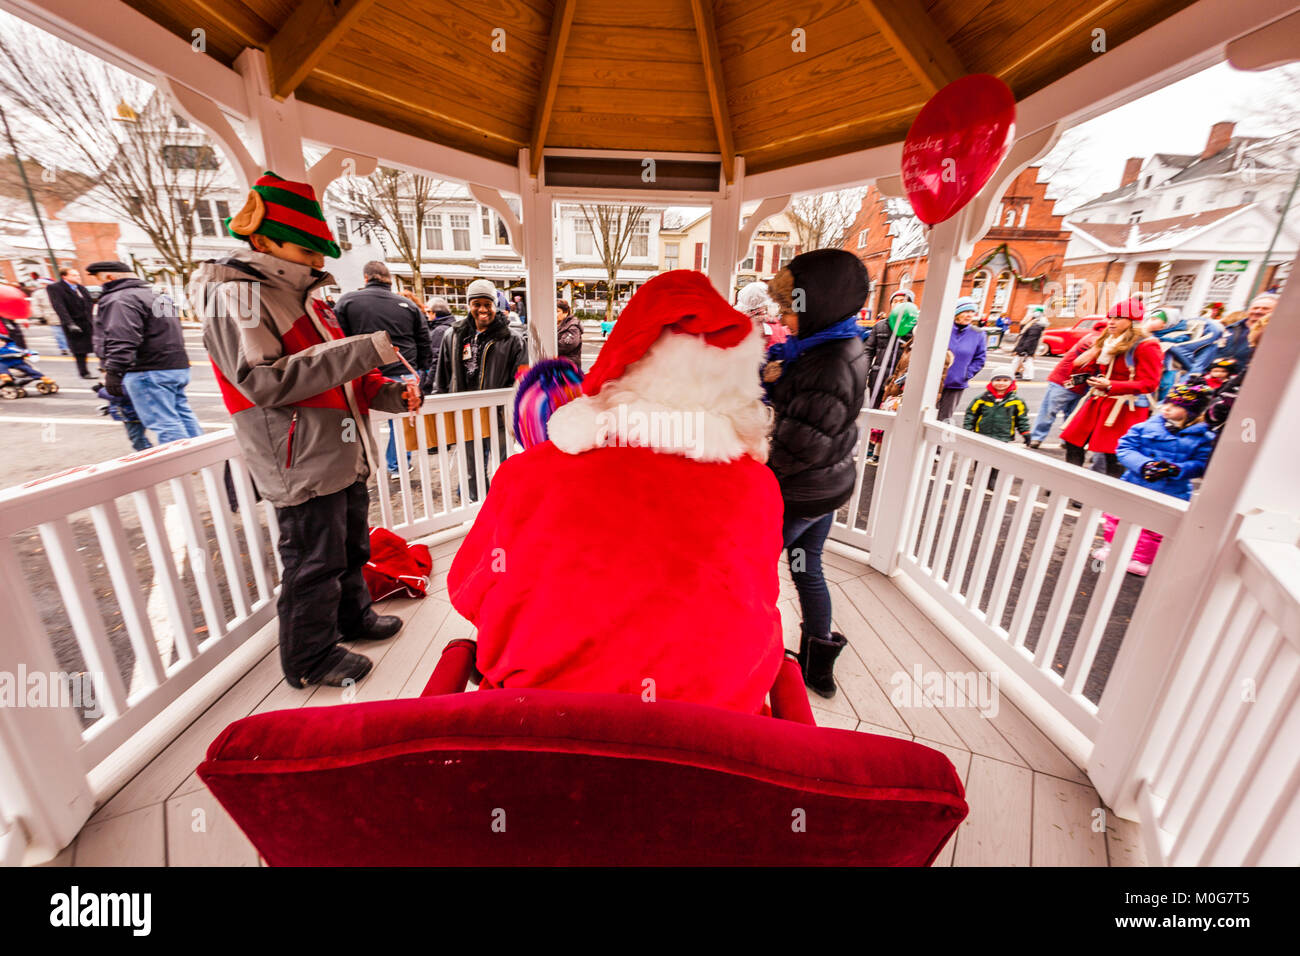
[1215, 259, 1250, 272]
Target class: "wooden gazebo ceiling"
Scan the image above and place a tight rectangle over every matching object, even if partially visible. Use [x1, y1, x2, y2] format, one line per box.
[123, 0, 1194, 177]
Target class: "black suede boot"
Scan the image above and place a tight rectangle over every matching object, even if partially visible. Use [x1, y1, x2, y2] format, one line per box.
[804, 631, 847, 698]
[797, 624, 811, 676]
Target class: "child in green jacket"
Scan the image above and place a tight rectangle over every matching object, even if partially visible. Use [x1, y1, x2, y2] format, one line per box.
[964, 369, 1031, 443]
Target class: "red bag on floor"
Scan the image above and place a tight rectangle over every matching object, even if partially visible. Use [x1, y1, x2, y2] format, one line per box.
[363, 527, 433, 601]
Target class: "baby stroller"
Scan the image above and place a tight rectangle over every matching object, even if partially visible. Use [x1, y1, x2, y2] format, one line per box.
[0, 338, 58, 398]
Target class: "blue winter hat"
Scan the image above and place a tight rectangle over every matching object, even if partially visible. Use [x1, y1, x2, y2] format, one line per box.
[954, 296, 979, 317]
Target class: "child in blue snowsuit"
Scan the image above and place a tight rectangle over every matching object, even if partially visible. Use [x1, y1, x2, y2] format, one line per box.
[1093, 384, 1216, 576]
[0, 337, 44, 380]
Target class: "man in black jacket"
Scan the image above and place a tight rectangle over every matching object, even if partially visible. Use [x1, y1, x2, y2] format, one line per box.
[87, 261, 200, 444]
[434, 278, 525, 497]
[424, 296, 456, 393]
[335, 261, 434, 476]
[46, 267, 96, 377]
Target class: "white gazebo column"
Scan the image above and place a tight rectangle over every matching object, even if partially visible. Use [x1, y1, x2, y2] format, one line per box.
[707, 157, 745, 296]
[1183, 258, 1216, 317]
[867, 207, 973, 575]
[233, 49, 307, 181]
[868, 124, 1061, 576]
[518, 149, 556, 359]
[1090, 244, 1300, 816]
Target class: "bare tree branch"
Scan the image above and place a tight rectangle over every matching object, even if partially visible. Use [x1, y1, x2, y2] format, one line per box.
[578, 203, 647, 320]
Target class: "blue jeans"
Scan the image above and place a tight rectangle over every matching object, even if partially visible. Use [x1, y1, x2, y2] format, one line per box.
[124, 420, 151, 451]
[122, 368, 204, 444]
[52, 324, 67, 352]
[1031, 382, 1083, 443]
[782, 512, 834, 641]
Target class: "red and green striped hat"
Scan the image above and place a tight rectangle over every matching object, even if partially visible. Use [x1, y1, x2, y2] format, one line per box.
[225, 171, 341, 258]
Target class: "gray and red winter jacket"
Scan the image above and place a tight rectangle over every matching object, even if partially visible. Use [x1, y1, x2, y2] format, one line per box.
[192, 248, 410, 508]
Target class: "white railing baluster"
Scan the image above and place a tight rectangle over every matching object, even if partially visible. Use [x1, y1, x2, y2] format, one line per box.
[1034, 504, 1103, 671]
[966, 467, 1014, 616]
[228, 457, 271, 603]
[917, 445, 953, 572]
[471, 403, 487, 504]
[372, 416, 397, 531]
[199, 465, 250, 621]
[432, 409, 453, 515]
[986, 479, 1039, 630]
[1007, 490, 1069, 650]
[414, 411, 434, 520]
[947, 456, 988, 594]
[37, 518, 130, 721]
[1064, 517, 1141, 695]
[933, 452, 972, 586]
[488, 401, 502, 483]
[900, 437, 935, 562]
[169, 473, 226, 644]
[88, 501, 165, 695]
[133, 485, 197, 662]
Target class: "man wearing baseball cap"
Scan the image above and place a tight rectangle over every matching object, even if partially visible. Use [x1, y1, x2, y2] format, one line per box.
[191, 171, 422, 689]
[432, 277, 525, 498]
[87, 259, 200, 442]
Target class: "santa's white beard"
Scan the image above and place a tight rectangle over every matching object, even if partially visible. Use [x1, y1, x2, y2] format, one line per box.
[547, 328, 771, 463]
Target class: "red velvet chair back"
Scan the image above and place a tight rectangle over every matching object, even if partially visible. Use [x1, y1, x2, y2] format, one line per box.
[199, 688, 967, 866]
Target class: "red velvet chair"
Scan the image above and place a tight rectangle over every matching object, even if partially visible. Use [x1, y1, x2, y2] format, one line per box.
[198, 641, 968, 865]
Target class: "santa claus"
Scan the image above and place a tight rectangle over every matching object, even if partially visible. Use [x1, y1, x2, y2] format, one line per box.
[446, 270, 784, 715]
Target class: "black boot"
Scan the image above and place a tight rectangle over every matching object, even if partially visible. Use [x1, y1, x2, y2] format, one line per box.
[345, 613, 403, 642]
[804, 631, 847, 699]
[796, 624, 811, 675]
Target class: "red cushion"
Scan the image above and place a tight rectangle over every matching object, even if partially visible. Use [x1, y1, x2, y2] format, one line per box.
[199, 689, 966, 866]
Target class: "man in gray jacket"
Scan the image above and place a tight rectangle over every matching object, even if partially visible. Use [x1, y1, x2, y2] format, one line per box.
[193, 171, 422, 688]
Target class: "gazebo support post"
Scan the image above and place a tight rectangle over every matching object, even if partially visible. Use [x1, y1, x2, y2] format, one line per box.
[707, 157, 745, 297]
[233, 48, 307, 181]
[518, 149, 556, 359]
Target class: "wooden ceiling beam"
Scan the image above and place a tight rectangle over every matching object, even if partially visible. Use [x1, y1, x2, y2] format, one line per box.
[856, 0, 966, 95]
[689, 0, 736, 183]
[266, 0, 379, 101]
[529, 0, 577, 177]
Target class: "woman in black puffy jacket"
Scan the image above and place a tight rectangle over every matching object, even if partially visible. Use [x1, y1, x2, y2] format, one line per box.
[764, 249, 870, 698]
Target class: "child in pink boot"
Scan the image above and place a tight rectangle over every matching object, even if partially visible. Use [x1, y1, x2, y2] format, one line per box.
[1092, 384, 1216, 576]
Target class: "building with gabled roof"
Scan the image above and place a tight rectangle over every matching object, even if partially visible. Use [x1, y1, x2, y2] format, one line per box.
[1062, 122, 1298, 315]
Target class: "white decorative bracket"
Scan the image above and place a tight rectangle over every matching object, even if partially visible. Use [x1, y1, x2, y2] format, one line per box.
[736, 194, 791, 267]
[469, 182, 524, 258]
[962, 122, 1062, 253]
[1227, 10, 1300, 70]
[156, 76, 261, 193]
[307, 148, 377, 199]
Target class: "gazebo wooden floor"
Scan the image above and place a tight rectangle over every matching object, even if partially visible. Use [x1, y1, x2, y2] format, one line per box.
[38, 534, 1148, 867]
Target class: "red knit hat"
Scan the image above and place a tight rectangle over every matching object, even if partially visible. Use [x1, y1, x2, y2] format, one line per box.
[581, 270, 752, 396]
[1108, 297, 1145, 320]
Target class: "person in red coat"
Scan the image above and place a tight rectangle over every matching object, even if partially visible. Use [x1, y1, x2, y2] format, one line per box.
[1059, 298, 1162, 477]
[447, 270, 784, 715]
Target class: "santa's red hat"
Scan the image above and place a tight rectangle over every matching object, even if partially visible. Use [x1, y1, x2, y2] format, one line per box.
[547, 270, 769, 463]
[581, 270, 752, 396]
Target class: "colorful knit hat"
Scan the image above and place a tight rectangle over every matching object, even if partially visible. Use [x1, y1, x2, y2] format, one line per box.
[513, 359, 585, 450]
[1165, 383, 1215, 418]
[225, 172, 341, 258]
[1208, 357, 1239, 377]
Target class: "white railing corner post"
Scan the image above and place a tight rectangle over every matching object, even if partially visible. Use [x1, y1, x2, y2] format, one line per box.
[868, 208, 973, 575]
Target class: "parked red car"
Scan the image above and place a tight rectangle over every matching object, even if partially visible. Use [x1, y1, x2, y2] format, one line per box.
[1040, 317, 1108, 356]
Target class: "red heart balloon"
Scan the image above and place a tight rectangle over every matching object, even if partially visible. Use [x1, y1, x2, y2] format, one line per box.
[901, 74, 1016, 225]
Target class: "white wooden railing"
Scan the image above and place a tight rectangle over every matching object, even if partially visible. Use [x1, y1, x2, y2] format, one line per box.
[830, 419, 1189, 747]
[369, 388, 516, 539]
[830, 408, 896, 553]
[1134, 531, 1300, 865]
[0, 388, 515, 863]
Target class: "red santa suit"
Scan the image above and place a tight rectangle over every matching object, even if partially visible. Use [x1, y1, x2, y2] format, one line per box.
[447, 270, 784, 715]
[1060, 336, 1163, 454]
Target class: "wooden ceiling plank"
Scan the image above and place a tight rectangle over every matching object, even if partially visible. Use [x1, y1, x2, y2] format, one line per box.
[855, 0, 966, 94]
[992, 0, 1129, 86]
[266, 0, 379, 100]
[689, 0, 736, 182]
[530, 0, 577, 176]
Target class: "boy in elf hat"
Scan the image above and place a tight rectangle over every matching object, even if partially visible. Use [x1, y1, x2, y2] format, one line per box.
[963, 368, 1031, 443]
[1093, 383, 1216, 576]
[191, 171, 422, 688]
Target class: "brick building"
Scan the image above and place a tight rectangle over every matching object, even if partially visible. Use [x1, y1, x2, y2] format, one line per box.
[842, 166, 1071, 329]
